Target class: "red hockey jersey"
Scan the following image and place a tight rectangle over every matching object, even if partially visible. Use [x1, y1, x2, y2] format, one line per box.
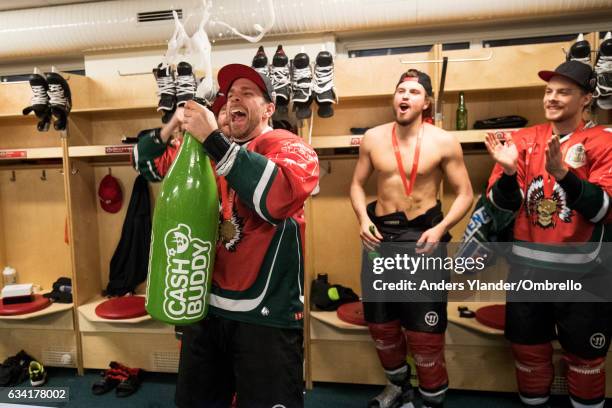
[487, 123, 611, 267]
[134, 128, 319, 328]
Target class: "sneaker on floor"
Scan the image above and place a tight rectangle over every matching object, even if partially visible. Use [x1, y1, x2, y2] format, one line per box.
[291, 52, 314, 119]
[28, 361, 46, 387]
[175, 61, 198, 107]
[567, 33, 591, 65]
[270, 45, 291, 115]
[0, 350, 34, 387]
[313, 50, 337, 118]
[153, 63, 176, 123]
[252, 46, 269, 78]
[45, 72, 72, 131]
[22, 73, 52, 132]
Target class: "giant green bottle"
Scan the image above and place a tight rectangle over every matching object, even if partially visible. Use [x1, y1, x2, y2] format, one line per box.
[145, 133, 219, 325]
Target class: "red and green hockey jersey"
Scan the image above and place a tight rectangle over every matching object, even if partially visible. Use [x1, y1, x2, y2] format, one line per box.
[487, 123, 611, 269]
[133, 128, 319, 328]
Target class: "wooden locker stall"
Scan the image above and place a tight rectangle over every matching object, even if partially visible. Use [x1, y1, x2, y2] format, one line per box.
[64, 75, 179, 373]
[0, 78, 80, 371]
[303, 34, 612, 394]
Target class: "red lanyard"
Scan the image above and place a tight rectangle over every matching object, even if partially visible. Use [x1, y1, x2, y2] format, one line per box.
[218, 176, 235, 221]
[391, 124, 423, 197]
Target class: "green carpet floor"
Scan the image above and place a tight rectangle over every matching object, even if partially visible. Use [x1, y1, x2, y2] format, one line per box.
[3, 367, 609, 407]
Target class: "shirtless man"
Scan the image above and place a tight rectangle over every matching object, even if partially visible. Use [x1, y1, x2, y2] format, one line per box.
[350, 69, 473, 408]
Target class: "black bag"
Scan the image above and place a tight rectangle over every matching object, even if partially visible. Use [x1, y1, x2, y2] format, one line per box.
[106, 175, 152, 296]
[0, 350, 33, 386]
[311, 274, 359, 311]
[473, 115, 528, 129]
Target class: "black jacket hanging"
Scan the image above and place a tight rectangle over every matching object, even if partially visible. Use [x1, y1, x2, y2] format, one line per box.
[106, 175, 152, 296]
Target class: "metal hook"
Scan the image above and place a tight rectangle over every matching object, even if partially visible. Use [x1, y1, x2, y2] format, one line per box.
[71, 166, 79, 175]
[50, 66, 70, 80]
[320, 161, 332, 177]
[117, 69, 152, 76]
[40, 169, 47, 181]
[399, 51, 493, 64]
[9, 170, 16, 182]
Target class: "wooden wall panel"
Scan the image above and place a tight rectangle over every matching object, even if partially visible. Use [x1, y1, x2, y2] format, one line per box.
[443, 41, 570, 92]
[65, 158, 102, 306]
[0, 168, 70, 290]
[89, 110, 162, 146]
[81, 332, 179, 371]
[0, 119, 63, 149]
[310, 158, 376, 294]
[334, 51, 436, 99]
[311, 97, 394, 137]
[0, 329, 77, 368]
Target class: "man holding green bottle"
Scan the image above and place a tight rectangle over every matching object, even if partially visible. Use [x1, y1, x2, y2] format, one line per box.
[134, 64, 319, 407]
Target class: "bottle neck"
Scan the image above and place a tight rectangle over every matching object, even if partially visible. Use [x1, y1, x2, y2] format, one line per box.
[458, 92, 465, 106]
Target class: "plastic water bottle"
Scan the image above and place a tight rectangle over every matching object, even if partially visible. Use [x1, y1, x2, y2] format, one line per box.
[2, 266, 16, 286]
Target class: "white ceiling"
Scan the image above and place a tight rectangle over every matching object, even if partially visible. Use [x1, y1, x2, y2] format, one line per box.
[0, 0, 107, 12]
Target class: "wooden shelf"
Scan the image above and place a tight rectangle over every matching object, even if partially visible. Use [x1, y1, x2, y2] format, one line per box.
[77, 297, 173, 334]
[310, 310, 368, 331]
[447, 301, 504, 336]
[77, 296, 150, 324]
[451, 129, 519, 143]
[0, 147, 63, 161]
[311, 135, 363, 149]
[0, 301, 72, 320]
[68, 144, 133, 158]
[311, 129, 519, 149]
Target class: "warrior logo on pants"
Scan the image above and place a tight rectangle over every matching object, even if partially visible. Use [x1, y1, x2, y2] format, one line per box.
[425, 311, 439, 327]
[590, 333, 606, 349]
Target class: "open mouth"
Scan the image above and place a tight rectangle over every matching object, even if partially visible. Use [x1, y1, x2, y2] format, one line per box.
[230, 108, 247, 122]
[398, 103, 409, 114]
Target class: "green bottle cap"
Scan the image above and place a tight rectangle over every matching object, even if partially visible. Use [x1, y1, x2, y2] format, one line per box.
[368, 251, 381, 260]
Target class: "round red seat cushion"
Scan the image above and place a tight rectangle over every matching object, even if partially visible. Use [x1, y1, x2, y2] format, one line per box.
[95, 296, 146, 319]
[475, 304, 506, 330]
[337, 301, 367, 326]
[0, 294, 51, 316]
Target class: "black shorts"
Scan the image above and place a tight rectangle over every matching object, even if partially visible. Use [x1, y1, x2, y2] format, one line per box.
[175, 315, 304, 408]
[362, 201, 450, 333]
[506, 301, 612, 359]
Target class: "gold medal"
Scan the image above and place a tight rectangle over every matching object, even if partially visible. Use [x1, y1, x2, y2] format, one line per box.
[219, 220, 237, 243]
[402, 195, 414, 212]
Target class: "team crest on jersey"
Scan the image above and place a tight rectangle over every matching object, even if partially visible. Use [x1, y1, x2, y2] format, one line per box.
[564, 143, 587, 169]
[526, 176, 572, 228]
[219, 212, 244, 252]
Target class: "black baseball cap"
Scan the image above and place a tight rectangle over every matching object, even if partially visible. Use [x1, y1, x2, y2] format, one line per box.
[538, 60, 596, 93]
[396, 69, 433, 96]
[218, 63, 276, 103]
